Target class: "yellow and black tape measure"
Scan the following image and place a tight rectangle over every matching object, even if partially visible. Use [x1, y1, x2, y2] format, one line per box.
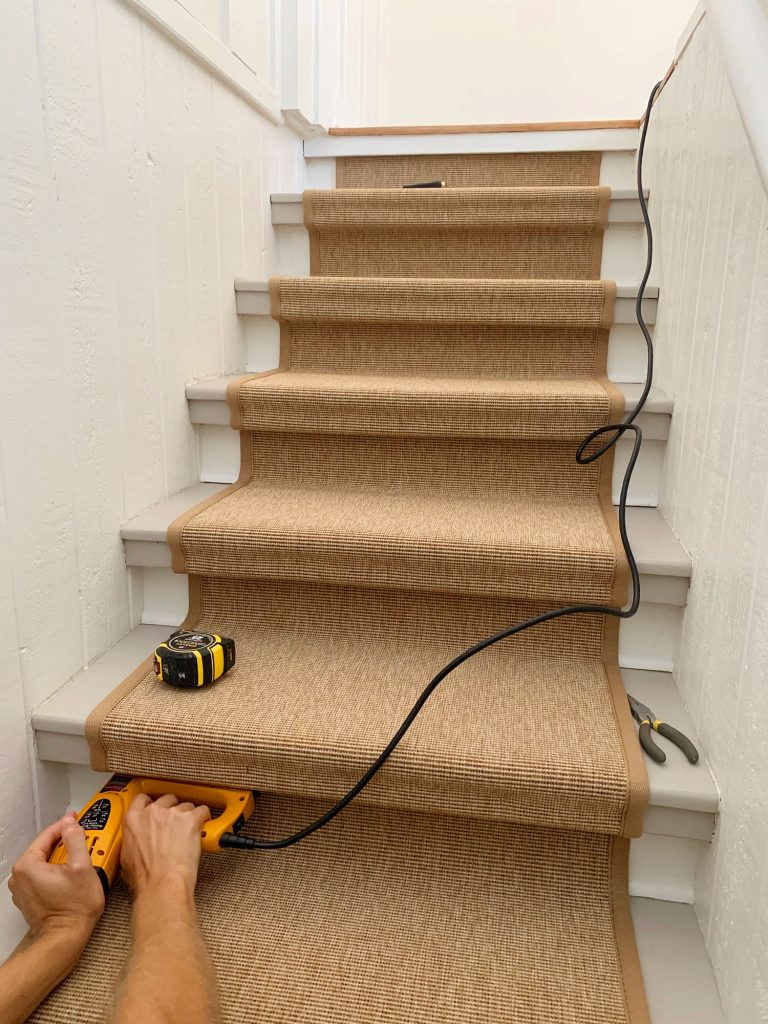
[154, 631, 236, 688]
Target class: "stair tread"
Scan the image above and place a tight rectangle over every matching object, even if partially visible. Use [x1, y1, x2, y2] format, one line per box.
[120, 484, 691, 579]
[631, 897, 725, 1023]
[234, 276, 660, 300]
[271, 189, 649, 202]
[271, 189, 649, 226]
[235, 371, 622, 439]
[32, 627, 718, 824]
[302, 129, 640, 159]
[187, 375, 672, 418]
[0, 863, 723, 1023]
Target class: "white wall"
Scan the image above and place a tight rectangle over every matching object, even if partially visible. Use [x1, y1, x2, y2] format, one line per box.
[645, 11, 768, 1021]
[0, 0, 302, 901]
[359, 0, 694, 127]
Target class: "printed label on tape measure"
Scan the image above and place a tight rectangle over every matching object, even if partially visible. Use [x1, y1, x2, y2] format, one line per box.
[167, 632, 215, 652]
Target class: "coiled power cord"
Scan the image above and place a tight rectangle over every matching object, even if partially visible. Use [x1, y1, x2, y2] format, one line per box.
[220, 80, 664, 852]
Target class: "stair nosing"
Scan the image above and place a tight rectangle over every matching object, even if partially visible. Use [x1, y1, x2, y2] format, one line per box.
[186, 374, 672, 415]
[269, 190, 649, 225]
[234, 277, 660, 300]
[119, 483, 691, 581]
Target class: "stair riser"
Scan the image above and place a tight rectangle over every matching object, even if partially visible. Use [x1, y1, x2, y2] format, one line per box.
[3, 757, 704, 909]
[273, 222, 648, 283]
[304, 151, 639, 192]
[193, 422, 667, 508]
[629, 833, 708, 904]
[243, 316, 656, 385]
[126, 564, 683, 673]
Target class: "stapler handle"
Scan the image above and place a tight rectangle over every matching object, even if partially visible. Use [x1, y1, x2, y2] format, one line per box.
[137, 780, 255, 852]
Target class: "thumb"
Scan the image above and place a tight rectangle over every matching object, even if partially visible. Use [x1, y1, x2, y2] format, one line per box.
[61, 819, 91, 869]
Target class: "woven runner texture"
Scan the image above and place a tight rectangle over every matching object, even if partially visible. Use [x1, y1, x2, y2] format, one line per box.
[38, 152, 649, 1022]
[31, 795, 644, 1024]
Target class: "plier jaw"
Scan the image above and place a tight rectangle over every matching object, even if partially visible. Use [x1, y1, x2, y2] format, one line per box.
[627, 694, 699, 765]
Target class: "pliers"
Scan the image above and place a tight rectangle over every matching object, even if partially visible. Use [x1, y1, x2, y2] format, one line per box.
[627, 695, 699, 765]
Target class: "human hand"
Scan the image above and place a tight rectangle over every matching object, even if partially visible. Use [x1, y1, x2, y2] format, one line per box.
[9, 812, 105, 947]
[120, 794, 211, 898]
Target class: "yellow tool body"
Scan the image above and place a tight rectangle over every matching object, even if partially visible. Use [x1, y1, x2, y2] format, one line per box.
[49, 774, 255, 894]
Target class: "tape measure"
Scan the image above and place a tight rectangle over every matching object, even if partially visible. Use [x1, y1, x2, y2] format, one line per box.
[154, 630, 236, 688]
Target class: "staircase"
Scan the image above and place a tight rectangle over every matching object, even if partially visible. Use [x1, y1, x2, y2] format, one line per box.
[31, 129, 723, 1021]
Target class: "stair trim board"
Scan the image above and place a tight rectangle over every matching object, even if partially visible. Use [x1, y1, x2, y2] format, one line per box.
[326, 121, 642, 137]
[270, 190, 650, 225]
[234, 278, 659, 323]
[303, 131, 640, 159]
[31, 629, 718, 841]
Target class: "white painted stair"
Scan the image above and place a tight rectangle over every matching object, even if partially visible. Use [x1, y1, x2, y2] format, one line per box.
[270, 187, 650, 287]
[190, 370, 670, 508]
[235, 277, 658, 387]
[15, 135, 724, 1020]
[32, 624, 717, 908]
[119, 481, 689, 674]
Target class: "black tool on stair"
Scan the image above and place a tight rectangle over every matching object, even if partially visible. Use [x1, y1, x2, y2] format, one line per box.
[160, 81, 668, 854]
[154, 630, 236, 688]
[628, 695, 699, 765]
[402, 179, 445, 188]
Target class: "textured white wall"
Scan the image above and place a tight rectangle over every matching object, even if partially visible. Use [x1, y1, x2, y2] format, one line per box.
[0, 0, 301, 889]
[361, 0, 694, 126]
[645, 13, 768, 1021]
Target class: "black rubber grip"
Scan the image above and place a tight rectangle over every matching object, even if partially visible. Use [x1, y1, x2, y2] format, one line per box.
[219, 832, 259, 850]
[639, 722, 666, 763]
[657, 722, 699, 764]
[94, 866, 111, 897]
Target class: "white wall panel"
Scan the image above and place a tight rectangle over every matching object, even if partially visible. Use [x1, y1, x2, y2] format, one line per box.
[361, 0, 693, 127]
[230, 0, 273, 87]
[645, 12, 768, 1020]
[0, 0, 301, 886]
[178, 0, 221, 35]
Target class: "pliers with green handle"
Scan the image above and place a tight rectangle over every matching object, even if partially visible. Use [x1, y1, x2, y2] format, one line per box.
[627, 695, 699, 765]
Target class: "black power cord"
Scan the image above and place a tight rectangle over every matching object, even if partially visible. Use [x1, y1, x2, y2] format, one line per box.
[221, 81, 664, 853]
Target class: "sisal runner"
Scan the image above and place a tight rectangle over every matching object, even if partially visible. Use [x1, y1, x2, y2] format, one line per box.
[34, 153, 649, 1022]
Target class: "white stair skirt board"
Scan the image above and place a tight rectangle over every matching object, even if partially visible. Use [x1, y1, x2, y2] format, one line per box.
[0, 882, 724, 1024]
[265, 220, 648, 286]
[187, 376, 671, 508]
[31, 627, 717, 905]
[304, 149, 640, 192]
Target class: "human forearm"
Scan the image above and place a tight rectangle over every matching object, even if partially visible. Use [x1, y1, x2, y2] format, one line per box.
[0, 925, 90, 1024]
[112, 880, 220, 1024]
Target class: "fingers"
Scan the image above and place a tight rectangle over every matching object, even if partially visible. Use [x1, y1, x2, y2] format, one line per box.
[61, 818, 92, 869]
[154, 793, 179, 809]
[157, 800, 210, 826]
[25, 815, 71, 860]
[191, 805, 212, 829]
[128, 793, 152, 815]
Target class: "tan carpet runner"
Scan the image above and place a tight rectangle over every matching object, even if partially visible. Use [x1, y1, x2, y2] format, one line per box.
[35, 153, 650, 1023]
